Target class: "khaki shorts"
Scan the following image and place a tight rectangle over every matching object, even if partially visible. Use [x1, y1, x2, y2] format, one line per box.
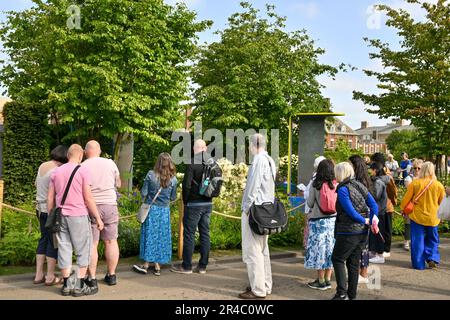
[91, 204, 119, 242]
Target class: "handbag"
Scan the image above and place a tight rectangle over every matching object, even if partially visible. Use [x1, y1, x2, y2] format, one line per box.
[403, 179, 434, 215]
[248, 156, 288, 236]
[45, 165, 81, 233]
[136, 187, 162, 224]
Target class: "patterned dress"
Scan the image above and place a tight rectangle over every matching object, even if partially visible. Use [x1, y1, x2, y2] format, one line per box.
[139, 205, 172, 264]
[304, 217, 336, 270]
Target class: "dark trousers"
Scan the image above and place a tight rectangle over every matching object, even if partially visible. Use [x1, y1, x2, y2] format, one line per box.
[332, 233, 367, 300]
[36, 211, 58, 259]
[182, 203, 212, 270]
[404, 221, 411, 241]
[369, 213, 392, 254]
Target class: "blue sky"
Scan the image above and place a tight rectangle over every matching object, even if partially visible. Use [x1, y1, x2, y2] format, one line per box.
[0, 0, 432, 129]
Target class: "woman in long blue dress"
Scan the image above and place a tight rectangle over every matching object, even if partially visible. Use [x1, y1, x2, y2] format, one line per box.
[133, 153, 177, 276]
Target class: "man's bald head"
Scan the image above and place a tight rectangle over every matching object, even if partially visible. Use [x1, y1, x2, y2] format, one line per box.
[67, 144, 84, 163]
[85, 140, 101, 158]
[193, 139, 207, 154]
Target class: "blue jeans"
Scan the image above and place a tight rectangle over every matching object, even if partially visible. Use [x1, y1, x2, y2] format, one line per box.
[410, 220, 440, 270]
[182, 203, 212, 270]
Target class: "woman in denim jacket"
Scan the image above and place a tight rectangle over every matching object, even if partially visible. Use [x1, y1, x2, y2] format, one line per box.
[133, 153, 177, 276]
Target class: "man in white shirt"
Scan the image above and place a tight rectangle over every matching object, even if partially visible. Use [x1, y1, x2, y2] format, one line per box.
[239, 134, 276, 299]
[83, 140, 121, 288]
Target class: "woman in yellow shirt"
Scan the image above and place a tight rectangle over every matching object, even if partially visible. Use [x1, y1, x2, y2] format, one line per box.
[400, 162, 445, 270]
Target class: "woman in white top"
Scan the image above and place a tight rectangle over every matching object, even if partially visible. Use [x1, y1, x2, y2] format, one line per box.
[385, 154, 399, 176]
[34, 145, 68, 285]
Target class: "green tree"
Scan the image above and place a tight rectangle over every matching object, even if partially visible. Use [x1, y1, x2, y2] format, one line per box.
[385, 129, 426, 160]
[324, 138, 364, 164]
[0, 0, 210, 155]
[191, 2, 340, 138]
[353, 0, 450, 171]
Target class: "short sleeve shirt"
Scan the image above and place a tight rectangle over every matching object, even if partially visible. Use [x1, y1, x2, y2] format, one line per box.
[82, 157, 120, 205]
[50, 162, 92, 216]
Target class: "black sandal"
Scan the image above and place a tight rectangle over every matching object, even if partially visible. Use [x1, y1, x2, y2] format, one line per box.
[153, 267, 161, 276]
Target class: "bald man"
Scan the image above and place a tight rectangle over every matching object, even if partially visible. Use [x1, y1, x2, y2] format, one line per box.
[171, 139, 213, 274]
[83, 140, 121, 288]
[48, 144, 104, 297]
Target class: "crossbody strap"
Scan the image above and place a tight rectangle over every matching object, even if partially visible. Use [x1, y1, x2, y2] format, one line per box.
[413, 179, 434, 204]
[60, 165, 81, 206]
[149, 187, 163, 206]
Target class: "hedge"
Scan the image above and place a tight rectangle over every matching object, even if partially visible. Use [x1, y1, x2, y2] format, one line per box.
[2, 101, 50, 204]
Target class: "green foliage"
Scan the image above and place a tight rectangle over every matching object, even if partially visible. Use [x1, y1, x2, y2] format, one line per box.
[385, 129, 425, 160]
[0, 231, 40, 265]
[0, 0, 210, 145]
[192, 2, 340, 133]
[325, 138, 364, 163]
[2, 101, 50, 204]
[269, 213, 305, 247]
[353, 0, 450, 160]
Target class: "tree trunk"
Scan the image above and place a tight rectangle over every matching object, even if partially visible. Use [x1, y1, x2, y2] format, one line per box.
[114, 133, 134, 193]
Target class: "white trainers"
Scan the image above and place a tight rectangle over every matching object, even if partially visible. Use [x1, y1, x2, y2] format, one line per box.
[383, 252, 391, 258]
[369, 255, 385, 264]
[404, 241, 410, 251]
[358, 275, 369, 284]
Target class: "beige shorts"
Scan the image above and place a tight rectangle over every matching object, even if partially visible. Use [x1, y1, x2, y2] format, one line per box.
[91, 204, 119, 242]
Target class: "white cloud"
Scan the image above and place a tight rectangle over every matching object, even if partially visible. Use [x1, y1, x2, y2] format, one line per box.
[292, 2, 320, 19]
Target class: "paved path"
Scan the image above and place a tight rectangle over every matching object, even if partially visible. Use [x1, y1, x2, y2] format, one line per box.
[0, 240, 449, 300]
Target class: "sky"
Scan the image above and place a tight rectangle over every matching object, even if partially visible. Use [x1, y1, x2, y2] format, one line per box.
[0, 0, 433, 129]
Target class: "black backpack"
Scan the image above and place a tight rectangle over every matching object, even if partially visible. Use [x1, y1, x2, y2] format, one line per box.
[195, 158, 224, 198]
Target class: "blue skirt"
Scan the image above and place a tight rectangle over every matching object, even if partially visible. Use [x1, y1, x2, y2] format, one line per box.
[139, 205, 172, 264]
[304, 217, 336, 270]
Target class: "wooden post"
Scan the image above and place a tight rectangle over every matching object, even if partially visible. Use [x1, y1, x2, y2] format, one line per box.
[0, 180, 4, 238]
[178, 196, 184, 260]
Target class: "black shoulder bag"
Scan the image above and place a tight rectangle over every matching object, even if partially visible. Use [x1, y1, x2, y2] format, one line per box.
[248, 157, 288, 236]
[45, 165, 81, 233]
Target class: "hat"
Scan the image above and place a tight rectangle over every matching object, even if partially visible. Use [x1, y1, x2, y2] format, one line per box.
[313, 156, 326, 170]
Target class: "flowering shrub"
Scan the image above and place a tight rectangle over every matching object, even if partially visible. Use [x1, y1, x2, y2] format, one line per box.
[278, 154, 299, 183]
[214, 158, 249, 216]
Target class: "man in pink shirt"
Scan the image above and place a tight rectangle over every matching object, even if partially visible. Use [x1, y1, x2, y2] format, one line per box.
[83, 140, 121, 287]
[48, 144, 104, 297]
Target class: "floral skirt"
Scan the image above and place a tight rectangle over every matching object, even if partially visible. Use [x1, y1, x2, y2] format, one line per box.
[304, 217, 336, 270]
[139, 205, 172, 264]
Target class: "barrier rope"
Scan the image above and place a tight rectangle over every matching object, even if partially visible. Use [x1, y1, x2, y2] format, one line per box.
[1, 200, 307, 221]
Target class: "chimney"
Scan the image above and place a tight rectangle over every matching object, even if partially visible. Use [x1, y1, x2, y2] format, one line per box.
[396, 119, 407, 126]
[361, 121, 368, 129]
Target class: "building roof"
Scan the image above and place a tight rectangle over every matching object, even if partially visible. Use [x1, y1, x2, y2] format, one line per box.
[355, 123, 415, 135]
[325, 118, 359, 136]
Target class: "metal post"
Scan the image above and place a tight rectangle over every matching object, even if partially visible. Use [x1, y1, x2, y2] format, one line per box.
[178, 196, 184, 260]
[287, 116, 292, 195]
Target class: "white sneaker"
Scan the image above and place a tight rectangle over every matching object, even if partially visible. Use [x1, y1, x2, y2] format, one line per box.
[404, 241, 410, 251]
[383, 252, 391, 258]
[358, 275, 369, 284]
[369, 255, 385, 264]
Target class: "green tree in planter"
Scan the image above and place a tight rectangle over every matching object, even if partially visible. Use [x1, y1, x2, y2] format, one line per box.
[192, 2, 340, 137]
[2, 101, 50, 204]
[0, 0, 211, 156]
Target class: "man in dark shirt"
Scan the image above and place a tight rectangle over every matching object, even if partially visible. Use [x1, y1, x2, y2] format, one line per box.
[171, 139, 213, 274]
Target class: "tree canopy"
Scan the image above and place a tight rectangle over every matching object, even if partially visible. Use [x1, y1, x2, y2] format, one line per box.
[353, 0, 450, 159]
[191, 2, 340, 134]
[0, 0, 210, 148]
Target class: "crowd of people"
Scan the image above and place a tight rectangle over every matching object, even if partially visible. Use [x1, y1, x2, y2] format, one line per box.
[32, 136, 449, 300]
